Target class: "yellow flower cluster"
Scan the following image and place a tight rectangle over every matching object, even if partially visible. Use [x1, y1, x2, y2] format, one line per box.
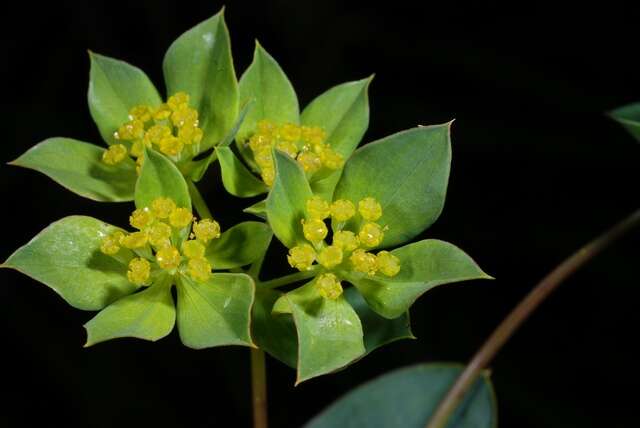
[247, 120, 343, 186]
[99, 197, 221, 285]
[101, 92, 203, 173]
[286, 195, 401, 299]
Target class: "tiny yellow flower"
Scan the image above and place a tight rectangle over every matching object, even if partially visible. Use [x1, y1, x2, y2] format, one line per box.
[306, 196, 331, 220]
[102, 144, 128, 165]
[316, 273, 343, 300]
[302, 218, 328, 243]
[100, 231, 124, 255]
[358, 197, 382, 221]
[358, 222, 384, 247]
[129, 207, 154, 230]
[317, 245, 343, 269]
[147, 222, 172, 248]
[297, 151, 322, 173]
[182, 240, 206, 259]
[151, 197, 176, 219]
[156, 245, 181, 270]
[169, 207, 193, 229]
[376, 251, 401, 277]
[159, 135, 184, 156]
[187, 257, 212, 282]
[287, 244, 316, 271]
[332, 230, 359, 251]
[331, 199, 356, 222]
[129, 105, 153, 122]
[127, 257, 151, 285]
[192, 219, 221, 242]
[350, 249, 378, 276]
[120, 231, 148, 249]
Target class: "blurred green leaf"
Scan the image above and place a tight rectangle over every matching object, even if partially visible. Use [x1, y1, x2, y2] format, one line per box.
[84, 278, 175, 346]
[88, 52, 162, 146]
[610, 102, 640, 142]
[2, 216, 136, 311]
[176, 273, 254, 349]
[252, 288, 298, 367]
[135, 148, 191, 209]
[217, 146, 268, 197]
[243, 199, 267, 219]
[163, 8, 238, 150]
[305, 363, 497, 428]
[206, 221, 272, 270]
[334, 125, 452, 248]
[10, 138, 136, 202]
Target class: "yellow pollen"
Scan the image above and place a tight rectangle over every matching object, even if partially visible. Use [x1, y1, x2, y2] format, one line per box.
[297, 151, 322, 173]
[302, 218, 328, 243]
[376, 251, 401, 277]
[144, 124, 172, 146]
[120, 231, 148, 249]
[319, 147, 343, 170]
[306, 196, 331, 220]
[156, 245, 181, 270]
[182, 240, 206, 259]
[358, 222, 384, 248]
[187, 257, 212, 282]
[159, 135, 184, 156]
[129, 105, 153, 122]
[100, 231, 124, 255]
[350, 249, 378, 276]
[167, 92, 190, 111]
[151, 197, 176, 219]
[330, 199, 356, 222]
[169, 207, 193, 229]
[129, 207, 154, 230]
[316, 273, 343, 300]
[317, 245, 343, 268]
[102, 144, 128, 165]
[127, 258, 151, 285]
[193, 219, 221, 242]
[332, 230, 359, 251]
[147, 222, 172, 248]
[153, 104, 172, 121]
[358, 197, 383, 221]
[275, 140, 299, 158]
[115, 119, 145, 141]
[287, 244, 316, 271]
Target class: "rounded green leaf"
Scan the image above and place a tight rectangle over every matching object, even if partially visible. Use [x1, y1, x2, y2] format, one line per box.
[176, 273, 255, 349]
[305, 363, 497, 428]
[1, 216, 136, 311]
[344, 239, 492, 319]
[84, 279, 175, 346]
[135, 147, 191, 209]
[216, 146, 268, 197]
[283, 280, 365, 384]
[163, 8, 238, 151]
[252, 289, 298, 367]
[609, 102, 640, 142]
[88, 52, 162, 146]
[206, 221, 272, 270]
[10, 138, 137, 202]
[237, 42, 299, 145]
[266, 150, 313, 248]
[302, 78, 371, 199]
[334, 124, 452, 248]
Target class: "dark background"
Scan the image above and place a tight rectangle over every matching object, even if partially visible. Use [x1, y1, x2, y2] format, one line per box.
[1, 1, 639, 427]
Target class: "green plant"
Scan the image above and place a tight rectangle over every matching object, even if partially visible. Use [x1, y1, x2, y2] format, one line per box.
[2, 7, 491, 427]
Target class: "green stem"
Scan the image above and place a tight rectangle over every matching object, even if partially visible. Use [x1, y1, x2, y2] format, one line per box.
[188, 180, 213, 219]
[426, 207, 640, 428]
[251, 348, 268, 428]
[259, 267, 321, 289]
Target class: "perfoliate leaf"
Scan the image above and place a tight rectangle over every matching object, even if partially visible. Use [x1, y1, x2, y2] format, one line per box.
[284, 280, 365, 384]
[84, 278, 175, 346]
[609, 102, 640, 142]
[334, 124, 452, 248]
[266, 150, 313, 248]
[305, 363, 497, 428]
[252, 289, 298, 367]
[88, 52, 162, 146]
[217, 146, 268, 197]
[163, 8, 238, 151]
[343, 287, 414, 355]
[344, 239, 491, 319]
[206, 221, 272, 270]
[10, 138, 136, 202]
[135, 147, 191, 209]
[176, 273, 255, 349]
[2, 216, 136, 311]
[236, 42, 299, 168]
[302, 78, 371, 199]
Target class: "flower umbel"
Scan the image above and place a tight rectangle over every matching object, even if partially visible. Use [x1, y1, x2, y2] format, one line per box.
[100, 197, 221, 285]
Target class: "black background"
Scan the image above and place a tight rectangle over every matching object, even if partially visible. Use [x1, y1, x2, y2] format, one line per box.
[1, 1, 639, 427]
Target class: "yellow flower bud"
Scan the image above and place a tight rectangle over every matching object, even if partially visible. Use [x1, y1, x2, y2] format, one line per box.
[169, 207, 193, 229]
[280, 123, 301, 142]
[302, 218, 328, 243]
[120, 231, 148, 249]
[159, 135, 183, 156]
[153, 103, 172, 121]
[100, 231, 124, 255]
[287, 244, 316, 271]
[332, 230, 359, 251]
[167, 92, 190, 111]
[350, 249, 378, 276]
[317, 245, 343, 268]
[358, 197, 382, 221]
[127, 257, 151, 285]
[144, 124, 172, 146]
[376, 251, 401, 277]
[320, 147, 343, 170]
[102, 144, 128, 165]
[358, 222, 384, 248]
[151, 197, 176, 219]
[316, 273, 343, 300]
[187, 257, 212, 282]
[129, 207, 154, 230]
[330, 199, 356, 222]
[130, 139, 150, 158]
[257, 119, 276, 136]
[182, 240, 206, 259]
[156, 245, 181, 270]
[275, 140, 299, 158]
[129, 105, 152, 122]
[297, 151, 322, 173]
[306, 196, 331, 220]
[193, 219, 221, 242]
[147, 222, 172, 248]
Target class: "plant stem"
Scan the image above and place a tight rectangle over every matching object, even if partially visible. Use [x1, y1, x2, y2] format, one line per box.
[251, 348, 268, 428]
[188, 180, 213, 219]
[426, 207, 640, 428]
[259, 267, 321, 289]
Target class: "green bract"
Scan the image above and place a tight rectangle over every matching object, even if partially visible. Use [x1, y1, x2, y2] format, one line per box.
[610, 102, 640, 142]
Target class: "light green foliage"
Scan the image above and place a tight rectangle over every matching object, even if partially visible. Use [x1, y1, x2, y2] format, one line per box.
[252, 289, 298, 367]
[305, 364, 496, 428]
[135, 147, 191, 209]
[2, 216, 136, 310]
[206, 222, 272, 269]
[10, 138, 137, 202]
[217, 146, 268, 197]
